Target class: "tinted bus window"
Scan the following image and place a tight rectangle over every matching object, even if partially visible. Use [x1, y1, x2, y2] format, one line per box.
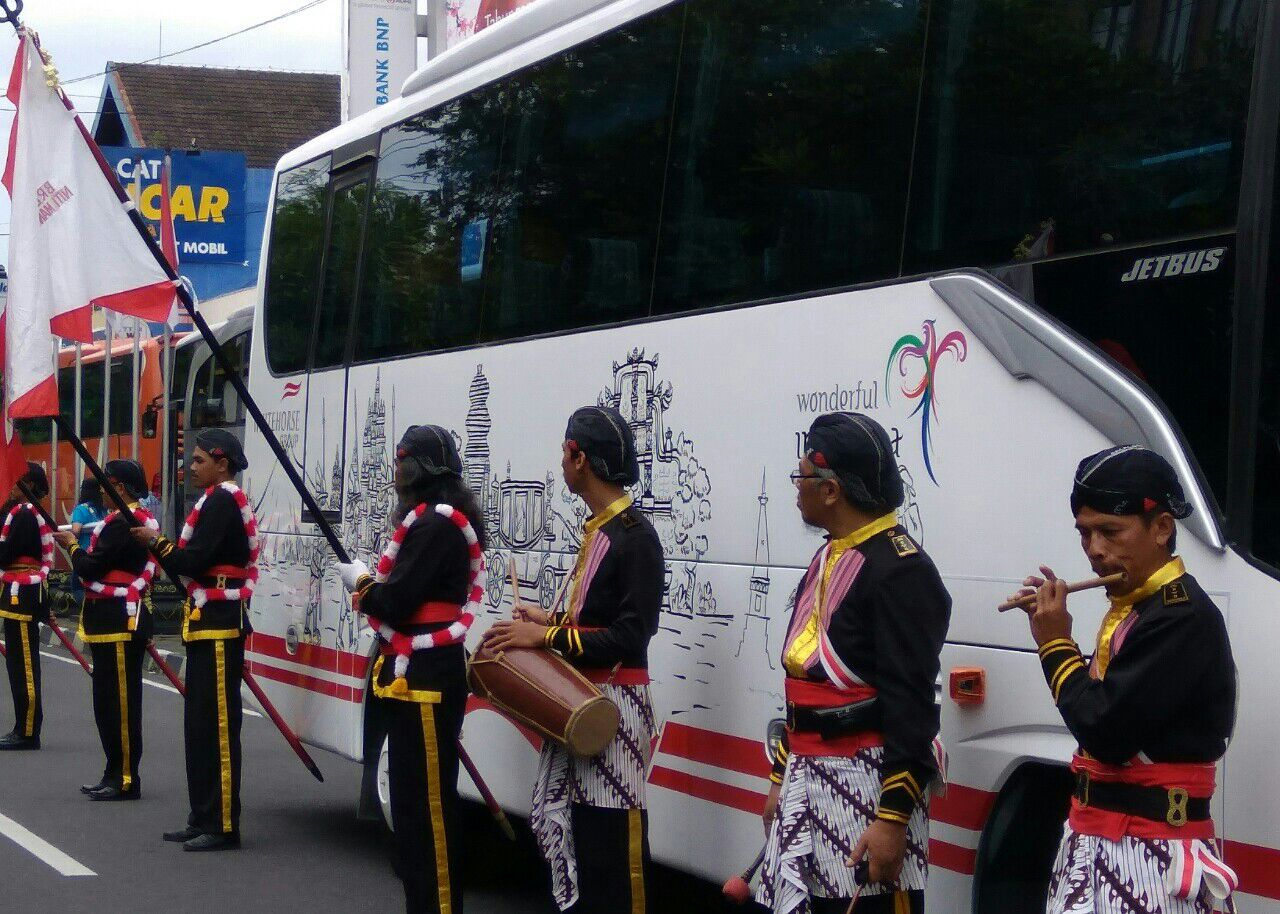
[356, 93, 505, 360]
[264, 158, 329, 374]
[314, 177, 370, 369]
[904, 0, 1259, 271]
[483, 11, 680, 338]
[653, 0, 926, 314]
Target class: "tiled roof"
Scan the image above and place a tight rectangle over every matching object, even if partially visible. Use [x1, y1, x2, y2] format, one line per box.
[106, 63, 341, 168]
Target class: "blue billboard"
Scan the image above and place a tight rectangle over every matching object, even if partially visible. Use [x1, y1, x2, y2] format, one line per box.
[101, 148, 247, 264]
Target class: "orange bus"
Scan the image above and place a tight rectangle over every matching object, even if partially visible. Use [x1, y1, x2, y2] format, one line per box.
[14, 334, 187, 525]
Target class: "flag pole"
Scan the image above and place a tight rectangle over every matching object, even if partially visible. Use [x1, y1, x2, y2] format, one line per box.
[73, 341, 82, 490]
[51, 414, 324, 782]
[130, 319, 139, 463]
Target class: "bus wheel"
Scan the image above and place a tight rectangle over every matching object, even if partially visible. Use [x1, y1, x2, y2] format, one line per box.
[375, 735, 393, 832]
[973, 763, 1072, 914]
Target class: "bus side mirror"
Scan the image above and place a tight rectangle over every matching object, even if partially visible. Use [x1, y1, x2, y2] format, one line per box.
[141, 405, 159, 439]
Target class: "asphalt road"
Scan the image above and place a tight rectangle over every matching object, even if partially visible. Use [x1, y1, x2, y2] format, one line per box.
[0, 637, 727, 913]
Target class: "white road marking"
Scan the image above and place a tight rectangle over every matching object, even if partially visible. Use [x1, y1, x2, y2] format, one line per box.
[0, 811, 96, 877]
[42, 651, 263, 717]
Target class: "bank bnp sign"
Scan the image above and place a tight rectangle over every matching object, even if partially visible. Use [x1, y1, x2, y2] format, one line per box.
[102, 147, 247, 264]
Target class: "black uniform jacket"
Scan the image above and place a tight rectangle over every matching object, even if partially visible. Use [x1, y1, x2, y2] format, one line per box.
[0, 501, 49, 623]
[544, 503, 664, 671]
[355, 509, 470, 699]
[152, 487, 252, 641]
[1039, 566, 1235, 766]
[70, 508, 155, 642]
[773, 523, 951, 824]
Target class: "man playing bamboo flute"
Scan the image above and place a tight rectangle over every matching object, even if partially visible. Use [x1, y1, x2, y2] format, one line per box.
[484, 405, 664, 914]
[133, 429, 257, 852]
[55, 459, 156, 800]
[0, 463, 51, 751]
[1010, 446, 1237, 914]
[758, 413, 950, 914]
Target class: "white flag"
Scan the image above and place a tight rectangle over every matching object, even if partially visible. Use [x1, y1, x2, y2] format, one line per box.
[1, 28, 175, 418]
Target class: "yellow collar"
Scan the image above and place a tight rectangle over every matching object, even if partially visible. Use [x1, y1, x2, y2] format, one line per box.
[1111, 557, 1186, 608]
[584, 494, 633, 535]
[827, 512, 899, 556]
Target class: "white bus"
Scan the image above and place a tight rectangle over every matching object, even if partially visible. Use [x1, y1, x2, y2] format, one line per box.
[241, 0, 1280, 910]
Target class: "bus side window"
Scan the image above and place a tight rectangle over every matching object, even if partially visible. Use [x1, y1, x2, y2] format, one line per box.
[354, 93, 501, 362]
[652, 0, 925, 315]
[264, 157, 329, 375]
[192, 333, 248, 429]
[482, 10, 680, 339]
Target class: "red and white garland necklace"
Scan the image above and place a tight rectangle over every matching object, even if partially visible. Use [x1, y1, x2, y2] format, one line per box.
[178, 481, 259, 621]
[84, 505, 159, 629]
[362, 503, 484, 697]
[0, 504, 54, 604]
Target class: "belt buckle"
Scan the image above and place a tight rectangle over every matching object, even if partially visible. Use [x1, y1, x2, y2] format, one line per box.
[1166, 787, 1189, 827]
[1076, 770, 1091, 807]
[215, 574, 227, 589]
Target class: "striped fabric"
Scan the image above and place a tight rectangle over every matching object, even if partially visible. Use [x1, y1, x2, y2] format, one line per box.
[1046, 826, 1229, 914]
[530, 684, 656, 911]
[757, 750, 930, 913]
[567, 532, 612, 623]
[782, 545, 867, 680]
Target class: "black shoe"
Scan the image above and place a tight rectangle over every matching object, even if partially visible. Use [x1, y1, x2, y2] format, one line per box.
[88, 785, 140, 801]
[80, 781, 107, 795]
[183, 833, 239, 852]
[0, 732, 39, 750]
[163, 826, 202, 843]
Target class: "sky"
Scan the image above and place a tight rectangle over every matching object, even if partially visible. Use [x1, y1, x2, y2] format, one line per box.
[0, 0, 352, 263]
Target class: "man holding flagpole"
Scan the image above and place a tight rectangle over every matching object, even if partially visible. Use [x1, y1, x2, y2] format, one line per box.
[0, 462, 51, 750]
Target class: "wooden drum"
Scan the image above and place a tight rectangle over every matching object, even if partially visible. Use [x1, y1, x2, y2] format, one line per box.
[468, 644, 621, 758]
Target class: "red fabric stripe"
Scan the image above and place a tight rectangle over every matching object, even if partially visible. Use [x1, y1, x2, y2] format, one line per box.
[8, 374, 58, 418]
[1224, 840, 1280, 900]
[784, 677, 877, 708]
[92, 280, 178, 324]
[245, 660, 363, 703]
[2, 37, 22, 197]
[248, 633, 371, 679]
[928, 839, 977, 875]
[930, 783, 996, 832]
[656, 722, 772, 779]
[648, 765, 766, 815]
[48, 303, 93, 346]
[159, 159, 178, 269]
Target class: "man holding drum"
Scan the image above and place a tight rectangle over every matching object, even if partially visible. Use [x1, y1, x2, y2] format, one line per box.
[1010, 446, 1237, 914]
[758, 413, 950, 914]
[484, 405, 664, 914]
[337, 425, 487, 914]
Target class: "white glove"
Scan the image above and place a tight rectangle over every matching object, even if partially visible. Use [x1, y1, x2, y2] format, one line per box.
[337, 560, 370, 593]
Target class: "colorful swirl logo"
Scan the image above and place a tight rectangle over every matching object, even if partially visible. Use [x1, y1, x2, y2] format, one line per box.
[885, 320, 968, 485]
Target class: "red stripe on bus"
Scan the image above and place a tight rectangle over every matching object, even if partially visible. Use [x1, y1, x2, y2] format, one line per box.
[928, 838, 977, 875]
[648, 764, 767, 815]
[1224, 840, 1280, 901]
[248, 633, 371, 679]
[655, 722, 772, 779]
[245, 659, 364, 703]
[930, 783, 996, 832]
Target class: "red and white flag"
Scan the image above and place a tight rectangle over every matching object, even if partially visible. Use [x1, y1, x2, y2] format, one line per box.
[1, 28, 176, 418]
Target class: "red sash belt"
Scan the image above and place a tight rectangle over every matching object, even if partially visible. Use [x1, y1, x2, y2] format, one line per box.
[6, 556, 38, 570]
[83, 569, 141, 599]
[580, 667, 650, 686]
[205, 564, 250, 579]
[1069, 752, 1217, 841]
[406, 601, 463, 625]
[784, 677, 882, 757]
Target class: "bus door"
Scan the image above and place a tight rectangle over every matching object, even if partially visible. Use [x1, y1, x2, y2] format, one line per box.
[294, 158, 376, 753]
[182, 329, 251, 516]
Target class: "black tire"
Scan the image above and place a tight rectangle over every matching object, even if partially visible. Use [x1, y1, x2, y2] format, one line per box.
[973, 763, 1073, 914]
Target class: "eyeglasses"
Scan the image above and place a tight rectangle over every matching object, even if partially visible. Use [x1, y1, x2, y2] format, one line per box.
[790, 472, 826, 485]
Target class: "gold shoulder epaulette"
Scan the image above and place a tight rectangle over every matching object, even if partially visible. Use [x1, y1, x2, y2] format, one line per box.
[889, 532, 918, 557]
[1163, 580, 1190, 605]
